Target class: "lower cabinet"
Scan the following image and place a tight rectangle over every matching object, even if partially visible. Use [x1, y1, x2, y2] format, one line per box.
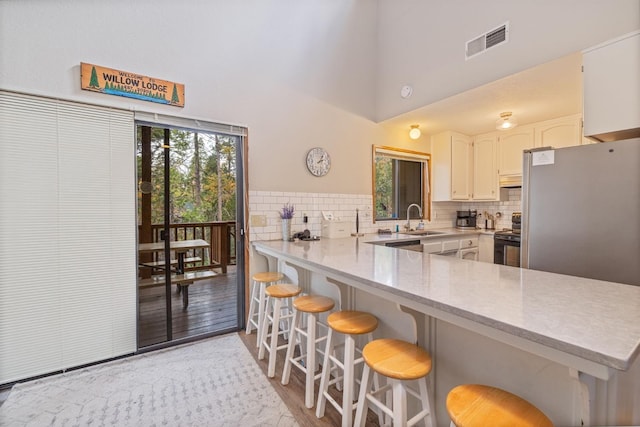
[479, 234, 494, 263]
[423, 235, 479, 260]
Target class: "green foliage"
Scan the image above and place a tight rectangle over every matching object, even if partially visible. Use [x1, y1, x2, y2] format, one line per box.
[375, 155, 393, 218]
[137, 127, 237, 224]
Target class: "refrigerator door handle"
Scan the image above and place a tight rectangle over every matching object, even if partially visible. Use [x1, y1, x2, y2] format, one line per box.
[521, 150, 532, 269]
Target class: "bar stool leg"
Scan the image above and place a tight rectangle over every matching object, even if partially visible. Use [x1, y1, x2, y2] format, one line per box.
[304, 312, 318, 408]
[267, 297, 283, 378]
[392, 379, 408, 426]
[257, 295, 270, 361]
[255, 282, 267, 347]
[281, 309, 302, 385]
[419, 379, 434, 427]
[353, 363, 372, 427]
[246, 280, 258, 334]
[342, 333, 356, 426]
[246, 273, 281, 345]
[315, 327, 334, 419]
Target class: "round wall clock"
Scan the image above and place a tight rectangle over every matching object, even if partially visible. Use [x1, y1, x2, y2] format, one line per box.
[306, 147, 331, 177]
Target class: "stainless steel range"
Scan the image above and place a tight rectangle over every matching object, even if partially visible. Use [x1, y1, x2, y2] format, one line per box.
[494, 212, 521, 266]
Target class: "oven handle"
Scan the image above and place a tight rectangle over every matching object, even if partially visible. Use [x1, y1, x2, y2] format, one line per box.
[494, 237, 521, 245]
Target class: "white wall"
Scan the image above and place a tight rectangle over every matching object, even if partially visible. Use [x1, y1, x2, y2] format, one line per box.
[375, 0, 640, 121]
[0, 0, 386, 195]
[3, 1, 638, 196]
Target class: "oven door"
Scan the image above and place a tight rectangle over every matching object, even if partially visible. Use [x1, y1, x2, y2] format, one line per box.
[494, 237, 521, 267]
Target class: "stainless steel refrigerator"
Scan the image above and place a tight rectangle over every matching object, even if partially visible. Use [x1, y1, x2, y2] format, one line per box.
[521, 139, 640, 286]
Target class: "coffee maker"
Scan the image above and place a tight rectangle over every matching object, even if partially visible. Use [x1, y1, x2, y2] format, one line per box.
[456, 210, 477, 229]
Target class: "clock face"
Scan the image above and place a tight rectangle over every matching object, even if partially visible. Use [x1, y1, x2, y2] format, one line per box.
[306, 147, 331, 177]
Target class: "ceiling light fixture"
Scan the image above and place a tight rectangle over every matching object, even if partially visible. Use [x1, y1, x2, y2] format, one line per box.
[496, 112, 518, 130]
[409, 124, 421, 139]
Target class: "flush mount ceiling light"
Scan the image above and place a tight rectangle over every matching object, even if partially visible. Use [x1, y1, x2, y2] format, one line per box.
[496, 112, 518, 130]
[409, 124, 421, 139]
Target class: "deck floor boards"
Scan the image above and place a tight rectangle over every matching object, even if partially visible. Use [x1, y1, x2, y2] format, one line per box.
[138, 266, 239, 347]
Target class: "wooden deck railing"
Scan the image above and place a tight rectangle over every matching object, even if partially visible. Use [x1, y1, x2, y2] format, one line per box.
[140, 221, 236, 274]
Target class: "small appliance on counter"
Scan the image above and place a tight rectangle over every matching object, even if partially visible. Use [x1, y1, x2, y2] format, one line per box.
[321, 211, 350, 238]
[456, 210, 477, 229]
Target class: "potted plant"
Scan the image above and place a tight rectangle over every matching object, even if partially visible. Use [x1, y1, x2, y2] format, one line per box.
[280, 203, 295, 241]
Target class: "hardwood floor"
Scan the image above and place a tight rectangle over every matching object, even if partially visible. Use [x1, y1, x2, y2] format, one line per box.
[238, 331, 381, 427]
[138, 266, 239, 347]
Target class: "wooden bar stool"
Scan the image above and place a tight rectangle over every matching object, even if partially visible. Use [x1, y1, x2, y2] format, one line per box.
[246, 271, 284, 347]
[316, 310, 379, 427]
[258, 283, 302, 377]
[446, 384, 553, 427]
[281, 294, 335, 408]
[354, 338, 435, 427]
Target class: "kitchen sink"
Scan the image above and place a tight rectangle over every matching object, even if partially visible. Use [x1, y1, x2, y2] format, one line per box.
[400, 230, 446, 236]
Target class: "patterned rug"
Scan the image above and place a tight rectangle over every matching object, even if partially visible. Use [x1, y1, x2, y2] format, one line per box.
[0, 333, 297, 427]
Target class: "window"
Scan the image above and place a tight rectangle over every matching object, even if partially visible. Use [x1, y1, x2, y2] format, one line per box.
[372, 145, 430, 222]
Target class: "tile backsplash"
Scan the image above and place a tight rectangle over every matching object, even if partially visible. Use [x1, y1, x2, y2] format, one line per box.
[459, 188, 522, 230]
[248, 189, 522, 241]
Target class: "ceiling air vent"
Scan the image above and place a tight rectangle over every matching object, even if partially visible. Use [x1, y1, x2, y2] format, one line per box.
[466, 22, 509, 60]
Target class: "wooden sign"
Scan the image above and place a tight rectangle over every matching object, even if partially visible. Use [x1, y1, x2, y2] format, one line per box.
[81, 62, 184, 107]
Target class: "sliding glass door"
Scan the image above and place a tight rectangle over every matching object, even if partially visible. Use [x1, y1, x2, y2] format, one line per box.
[136, 124, 244, 349]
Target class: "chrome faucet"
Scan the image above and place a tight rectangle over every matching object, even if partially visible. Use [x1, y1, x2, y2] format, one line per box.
[405, 203, 423, 231]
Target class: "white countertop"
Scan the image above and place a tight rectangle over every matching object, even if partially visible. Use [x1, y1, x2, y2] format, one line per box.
[253, 236, 640, 372]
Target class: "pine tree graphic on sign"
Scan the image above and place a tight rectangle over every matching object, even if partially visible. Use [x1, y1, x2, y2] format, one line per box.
[171, 84, 180, 104]
[89, 66, 100, 89]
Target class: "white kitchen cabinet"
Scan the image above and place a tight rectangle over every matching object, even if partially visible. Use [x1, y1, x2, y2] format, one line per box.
[432, 131, 472, 201]
[583, 31, 640, 142]
[497, 125, 535, 177]
[534, 114, 583, 149]
[451, 134, 472, 200]
[459, 236, 479, 260]
[472, 133, 498, 200]
[478, 233, 494, 263]
[421, 235, 479, 258]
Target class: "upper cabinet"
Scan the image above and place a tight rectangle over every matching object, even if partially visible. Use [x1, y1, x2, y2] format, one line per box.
[534, 114, 583, 149]
[497, 125, 535, 177]
[432, 131, 472, 201]
[472, 133, 498, 200]
[498, 114, 585, 177]
[583, 31, 640, 142]
[450, 133, 472, 200]
[432, 131, 498, 201]
[433, 114, 585, 201]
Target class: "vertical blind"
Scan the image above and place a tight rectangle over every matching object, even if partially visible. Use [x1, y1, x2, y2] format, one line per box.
[0, 91, 137, 384]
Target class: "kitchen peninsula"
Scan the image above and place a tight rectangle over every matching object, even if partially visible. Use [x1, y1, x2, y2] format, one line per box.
[253, 234, 640, 427]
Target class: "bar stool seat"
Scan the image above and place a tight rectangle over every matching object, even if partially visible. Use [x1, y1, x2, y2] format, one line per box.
[316, 311, 379, 427]
[282, 294, 335, 408]
[246, 271, 284, 347]
[258, 283, 301, 377]
[354, 338, 435, 427]
[446, 384, 553, 427]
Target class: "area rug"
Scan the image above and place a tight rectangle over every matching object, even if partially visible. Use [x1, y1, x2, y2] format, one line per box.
[0, 333, 298, 427]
